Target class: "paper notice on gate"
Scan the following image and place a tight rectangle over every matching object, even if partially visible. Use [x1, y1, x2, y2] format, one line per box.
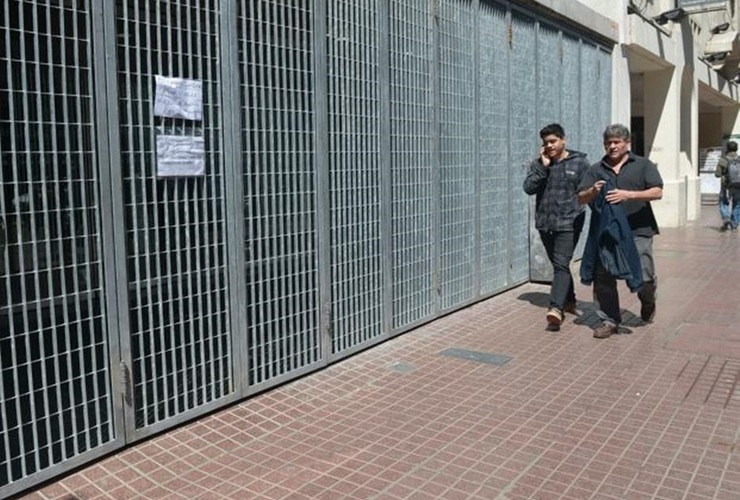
[153, 75, 203, 121]
[156, 135, 206, 177]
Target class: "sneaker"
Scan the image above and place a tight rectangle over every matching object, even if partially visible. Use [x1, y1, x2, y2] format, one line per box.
[546, 308, 563, 330]
[640, 302, 656, 322]
[593, 323, 617, 339]
[563, 300, 578, 315]
[721, 221, 732, 232]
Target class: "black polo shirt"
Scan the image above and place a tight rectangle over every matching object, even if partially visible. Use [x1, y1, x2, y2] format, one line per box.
[578, 153, 663, 237]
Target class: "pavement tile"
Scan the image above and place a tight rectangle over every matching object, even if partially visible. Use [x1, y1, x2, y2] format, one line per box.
[15, 208, 740, 499]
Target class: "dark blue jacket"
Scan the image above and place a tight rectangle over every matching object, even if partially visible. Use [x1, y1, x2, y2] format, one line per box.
[580, 179, 643, 292]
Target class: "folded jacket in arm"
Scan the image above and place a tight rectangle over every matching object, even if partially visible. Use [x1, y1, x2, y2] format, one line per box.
[580, 179, 644, 293]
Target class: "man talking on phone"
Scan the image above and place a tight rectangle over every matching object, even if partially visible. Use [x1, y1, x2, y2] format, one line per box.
[523, 123, 590, 331]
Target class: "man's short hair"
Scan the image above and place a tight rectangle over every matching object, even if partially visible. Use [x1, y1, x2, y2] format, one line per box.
[603, 124, 631, 142]
[727, 141, 738, 153]
[539, 123, 565, 139]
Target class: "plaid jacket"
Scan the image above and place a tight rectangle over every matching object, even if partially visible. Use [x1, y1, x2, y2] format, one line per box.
[523, 150, 590, 232]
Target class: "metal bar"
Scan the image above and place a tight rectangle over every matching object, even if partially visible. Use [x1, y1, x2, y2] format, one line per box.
[161, 0, 177, 421]
[58, 1, 83, 455]
[472, 0, 481, 300]
[379, 0, 393, 338]
[431, 0, 441, 315]
[194, 0, 205, 407]
[220, 0, 246, 396]
[266, 0, 278, 379]
[314, 0, 331, 365]
[15, 0, 41, 476]
[70, 0, 95, 454]
[140, 0, 161, 426]
[29, 0, 52, 473]
[183, 0, 198, 414]
[91, 0, 127, 446]
[505, 5, 513, 287]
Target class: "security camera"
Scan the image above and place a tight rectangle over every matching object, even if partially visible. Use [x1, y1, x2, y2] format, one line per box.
[704, 52, 730, 63]
[653, 8, 686, 25]
[712, 22, 731, 35]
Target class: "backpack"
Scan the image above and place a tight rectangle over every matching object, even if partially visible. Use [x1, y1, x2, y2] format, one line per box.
[728, 157, 740, 188]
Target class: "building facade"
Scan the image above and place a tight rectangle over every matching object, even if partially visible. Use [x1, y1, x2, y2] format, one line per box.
[588, 0, 739, 226]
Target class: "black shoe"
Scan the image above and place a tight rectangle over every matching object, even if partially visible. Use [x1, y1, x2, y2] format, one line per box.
[641, 302, 656, 322]
[721, 221, 732, 232]
[563, 300, 578, 315]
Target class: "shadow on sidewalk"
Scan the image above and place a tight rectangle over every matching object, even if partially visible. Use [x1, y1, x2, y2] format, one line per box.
[518, 289, 644, 334]
[516, 291, 549, 308]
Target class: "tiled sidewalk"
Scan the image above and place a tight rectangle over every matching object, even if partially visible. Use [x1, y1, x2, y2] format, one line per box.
[22, 208, 740, 499]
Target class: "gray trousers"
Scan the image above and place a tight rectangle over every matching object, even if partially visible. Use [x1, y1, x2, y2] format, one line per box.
[593, 236, 656, 326]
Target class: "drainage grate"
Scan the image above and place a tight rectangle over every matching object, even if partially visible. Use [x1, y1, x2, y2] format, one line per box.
[678, 356, 740, 408]
[390, 362, 416, 373]
[440, 348, 512, 366]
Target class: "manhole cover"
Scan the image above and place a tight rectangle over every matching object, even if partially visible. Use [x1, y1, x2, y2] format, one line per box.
[439, 348, 511, 366]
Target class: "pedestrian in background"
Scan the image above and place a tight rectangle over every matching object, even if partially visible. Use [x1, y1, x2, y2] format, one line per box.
[715, 140, 740, 232]
[577, 124, 663, 339]
[523, 123, 590, 331]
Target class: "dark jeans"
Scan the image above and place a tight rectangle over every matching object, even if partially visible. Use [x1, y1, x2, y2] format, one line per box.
[593, 235, 656, 325]
[539, 228, 582, 311]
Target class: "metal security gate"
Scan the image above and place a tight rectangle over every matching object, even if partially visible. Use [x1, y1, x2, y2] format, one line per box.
[509, 9, 537, 285]
[236, 1, 323, 390]
[478, 1, 510, 296]
[389, 0, 435, 329]
[438, 0, 477, 311]
[326, 1, 387, 354]
[1, 0, 614, 495]
[110, 0, 238, 438]
[0, 1, 122, 496]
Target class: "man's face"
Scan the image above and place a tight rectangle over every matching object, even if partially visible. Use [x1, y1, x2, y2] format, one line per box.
[542, 134, 566, 159]
[604, 136, 630, 162]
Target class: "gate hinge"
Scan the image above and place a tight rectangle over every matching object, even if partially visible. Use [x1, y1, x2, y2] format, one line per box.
[119, 360, 132, 406]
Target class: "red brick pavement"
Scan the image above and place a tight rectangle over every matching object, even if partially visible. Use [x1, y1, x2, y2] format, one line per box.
[19, 208, 740, 499]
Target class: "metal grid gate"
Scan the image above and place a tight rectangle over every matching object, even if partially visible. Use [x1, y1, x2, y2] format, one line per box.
[389, 0, 435, 330]
[0, 1, 119, 495]
[438, 0, 477, 311]
[113, 0, 235, 435]
[537, 25, 562, 128]
[562, 34, 582, 151]
[327, 1, 386, 354]
[479, 1, 511, 296]
[509, 9, 537, 285]
[1, 0, 614, 494]
[237, 1, 323, 388]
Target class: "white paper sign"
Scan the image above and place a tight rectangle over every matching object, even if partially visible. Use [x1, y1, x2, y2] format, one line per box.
[154, 76, 203, 121]
[156, 135, 205, 177]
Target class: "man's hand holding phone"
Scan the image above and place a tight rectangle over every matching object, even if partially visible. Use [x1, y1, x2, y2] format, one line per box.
[540, 146, 551, 167]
